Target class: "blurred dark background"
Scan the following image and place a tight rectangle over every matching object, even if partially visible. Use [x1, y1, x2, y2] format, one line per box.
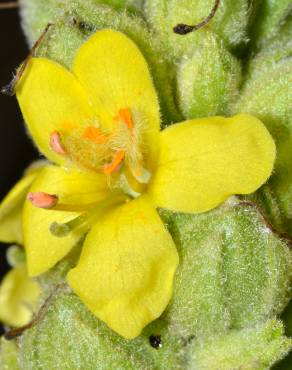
[0, 4, 38, 281]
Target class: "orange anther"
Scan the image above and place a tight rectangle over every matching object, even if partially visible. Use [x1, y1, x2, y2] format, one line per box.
[103, 150, 125, 175]
[83, 126, 107, 144]
[115, 108, 134, 130]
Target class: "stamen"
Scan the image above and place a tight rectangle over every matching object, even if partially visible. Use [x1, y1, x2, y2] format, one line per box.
[63, 127, 111, 173]
[50, 131, 66, 155]
[103, 150, 125, 175]
[173, 0, 220, 35]
[50, 208, 98, 237]
[50, 193, 127, 237]
[115, 108, 134, 130]
[27, 192, 58, 209]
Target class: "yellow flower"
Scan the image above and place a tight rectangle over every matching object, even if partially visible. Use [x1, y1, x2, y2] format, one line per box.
[15, 30, 275, 339]
[0, 264, 40, 327]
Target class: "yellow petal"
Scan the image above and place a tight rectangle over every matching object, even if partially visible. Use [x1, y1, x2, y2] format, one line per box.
[73, 29, 160, 168]
[67, 195, 179, 339]
[149, 114, 276, 213]
[24, 165, 109, 277]
[16, 58, 95, 165]
[0, 171, 39, 244]
[0, 265, 40, 327]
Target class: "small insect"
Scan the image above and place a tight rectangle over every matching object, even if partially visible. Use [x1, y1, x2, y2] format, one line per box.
[71, 17, 95, 33]
[149, 334, 162, 349]
[1, 22, 53, 96]
[173, 0, 221, 35]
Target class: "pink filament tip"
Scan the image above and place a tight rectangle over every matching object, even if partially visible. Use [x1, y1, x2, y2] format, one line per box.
[50, 131, 66, 155]
[27, 192, 58, 209]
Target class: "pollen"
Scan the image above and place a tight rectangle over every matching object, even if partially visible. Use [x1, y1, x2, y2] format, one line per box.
[61, 127, 111, 173]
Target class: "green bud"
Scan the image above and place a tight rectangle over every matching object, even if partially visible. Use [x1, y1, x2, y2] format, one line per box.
[190, 320, 292, 370]
[245, 19, 292, 81]
[249, 0, 292, 50]
[144, 0, 250, 51]
[20, 0, 143, 44]
[176, 33, 241, 118]
[160, 201, 292, 334]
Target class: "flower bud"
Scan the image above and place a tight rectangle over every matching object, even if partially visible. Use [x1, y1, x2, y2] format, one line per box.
[144, 0, 250, 51]
[176, 33, 241, 118]
[190, 320, 292, 369]
[249, 0, 292, 50]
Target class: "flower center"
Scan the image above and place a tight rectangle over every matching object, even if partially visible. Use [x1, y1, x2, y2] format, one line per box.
[51, 107, 151, 196]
